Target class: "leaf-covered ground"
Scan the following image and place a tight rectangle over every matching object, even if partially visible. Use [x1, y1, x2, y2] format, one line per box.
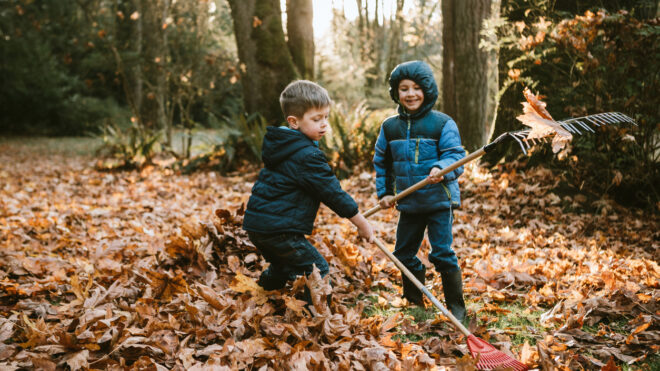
[0, 138, 658, 370]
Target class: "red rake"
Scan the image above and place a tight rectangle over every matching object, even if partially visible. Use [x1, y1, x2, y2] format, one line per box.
[467, 335, 528, 371]
[372, 238, 529, 370]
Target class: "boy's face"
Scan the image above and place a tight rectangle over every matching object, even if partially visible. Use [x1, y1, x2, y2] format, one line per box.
[287, 106, 330, 141]
[398, 79, 424, 113]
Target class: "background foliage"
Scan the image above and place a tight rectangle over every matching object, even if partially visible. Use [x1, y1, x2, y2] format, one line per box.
[1, 0, 657, 208]
[487, 0, 658, 209]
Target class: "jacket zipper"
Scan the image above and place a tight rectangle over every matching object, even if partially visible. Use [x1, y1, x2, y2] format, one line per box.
[406, 119, 412, 183]
[415, 138, 420, 164]
[441, 183, 451, 200]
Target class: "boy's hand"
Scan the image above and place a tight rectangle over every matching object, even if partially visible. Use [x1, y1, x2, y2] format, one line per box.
[349, 213, 375, 243]
[427, 167, 444, 184]
[357, 222, 374, 243]
[379, 195, 395, 209]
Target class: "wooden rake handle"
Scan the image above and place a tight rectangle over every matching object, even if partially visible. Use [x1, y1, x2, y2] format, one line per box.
[364, 148, 486, 218]
[372, 237, 471, 336]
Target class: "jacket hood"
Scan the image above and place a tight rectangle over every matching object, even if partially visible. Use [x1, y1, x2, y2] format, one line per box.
[261, 126, 315, 168]
[388, 60, 439, 119]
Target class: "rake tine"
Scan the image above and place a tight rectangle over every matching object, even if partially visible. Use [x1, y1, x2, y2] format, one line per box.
[603, 112, 621, 124]
[610, 112, 629, 123]
[585, 116, 602, 127]
[593, 114, 612, 125]
[576, 120, 596, 133]
[567, 122, 582, 134]
[559, 123, 575, 133]
[617, 112, 637, 125]
[599, 113, 618, 124]
[510, 133, 529, 155]
[588, 114, 606, 125]
[570, 122, 584, 134]
[608, 112, 628, 124]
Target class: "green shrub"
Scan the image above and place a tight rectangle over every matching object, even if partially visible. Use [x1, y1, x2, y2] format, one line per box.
[320, 102, 392, 179]
[178, 113, 267, 174]
[491, 7, 659, 209]
[96, 122, 163, 170]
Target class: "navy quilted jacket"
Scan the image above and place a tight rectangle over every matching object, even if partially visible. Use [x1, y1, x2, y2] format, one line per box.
[373, 60, 466, 213]
[243, 127, 359, 235]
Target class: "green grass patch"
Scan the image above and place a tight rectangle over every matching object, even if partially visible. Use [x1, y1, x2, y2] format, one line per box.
[624, 353, 660, 371]
[583, 315, 632, 335]
[468, 300, 545, 346]
[0, 136, 101, 156]
[361, 291, 548, 347]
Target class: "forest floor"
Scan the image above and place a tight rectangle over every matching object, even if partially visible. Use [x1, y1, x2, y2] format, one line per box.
[0, 137, 658, 370]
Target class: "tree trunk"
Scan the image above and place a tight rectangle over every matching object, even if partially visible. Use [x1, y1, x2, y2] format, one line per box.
[286, 0, 314, 79]
[386, 0, 405, 78]
[228, 0, 298, 124]
[133, 0, 143, 117]
[442, 0, 499, 151]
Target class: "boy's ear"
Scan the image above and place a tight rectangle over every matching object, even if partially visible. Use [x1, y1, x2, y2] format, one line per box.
[286, 115, 299, 129]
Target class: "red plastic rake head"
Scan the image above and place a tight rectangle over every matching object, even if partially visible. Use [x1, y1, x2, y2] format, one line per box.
[467, 335, 529, 371]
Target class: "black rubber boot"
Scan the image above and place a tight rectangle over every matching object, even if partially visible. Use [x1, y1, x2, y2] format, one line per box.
[402, 266, 426, 306]
[441, 269, 467, 323]
[257, 269, 287, 291]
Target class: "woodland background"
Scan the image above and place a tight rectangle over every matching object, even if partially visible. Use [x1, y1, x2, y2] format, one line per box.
[0, 0, 658, 370]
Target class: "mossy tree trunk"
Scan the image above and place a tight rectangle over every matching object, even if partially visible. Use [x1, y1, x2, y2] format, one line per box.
[442, 0, 499, 152]
[228, 0, 299, 124]
[286, 0, 314, 80]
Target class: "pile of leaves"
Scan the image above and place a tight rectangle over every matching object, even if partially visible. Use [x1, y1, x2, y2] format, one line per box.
[0, 139, 658, 370]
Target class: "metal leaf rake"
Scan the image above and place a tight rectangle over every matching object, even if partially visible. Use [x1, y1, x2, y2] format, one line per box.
[505, 112, 637, 155]
[364, 111, 636, 217]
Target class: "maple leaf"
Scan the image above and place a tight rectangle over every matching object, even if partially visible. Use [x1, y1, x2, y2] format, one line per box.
[195, 283, 226, 311]
[229, 272, 268, 304]
[601, 357, 620, 371]
[517, 87, 573, 152]
[519, 341, 538, 366]
[305, 265, 332, 315]
[146, 270, 190, 301]
[283, 295, 308, 316]
[64, 349, 89, 371]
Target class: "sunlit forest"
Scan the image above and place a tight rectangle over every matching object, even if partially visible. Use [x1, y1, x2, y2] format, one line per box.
[0, 0, 658, 369]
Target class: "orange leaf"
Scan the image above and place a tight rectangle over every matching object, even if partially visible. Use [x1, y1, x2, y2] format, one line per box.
[523, 87, 553, 120]
[252, 16, 262, 28]
[632, 322, 651, 335]
[601, 356, 620, 371]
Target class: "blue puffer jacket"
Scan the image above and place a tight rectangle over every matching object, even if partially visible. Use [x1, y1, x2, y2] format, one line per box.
[374, 60, 466, 213]
[243, 126, 359, 235]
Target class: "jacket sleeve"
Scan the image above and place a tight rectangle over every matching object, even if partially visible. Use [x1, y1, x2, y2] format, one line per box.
[373, 124, 394, 198]
[433, 119, 466, 181]
[298, 149, 359, 219]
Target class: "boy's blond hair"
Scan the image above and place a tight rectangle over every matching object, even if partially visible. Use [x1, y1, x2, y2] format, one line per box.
[279, 80, 332, 118]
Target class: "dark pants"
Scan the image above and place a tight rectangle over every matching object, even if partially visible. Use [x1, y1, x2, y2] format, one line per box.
[247, 231, 329, 290]
[394, 208, 459, 274]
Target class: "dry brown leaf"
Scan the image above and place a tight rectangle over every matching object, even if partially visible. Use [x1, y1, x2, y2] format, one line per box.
[64, 349, 89, 371]
[230, 272, 268, 304]
[196, 283, 225, 310]
[517, 87, 572, 152]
